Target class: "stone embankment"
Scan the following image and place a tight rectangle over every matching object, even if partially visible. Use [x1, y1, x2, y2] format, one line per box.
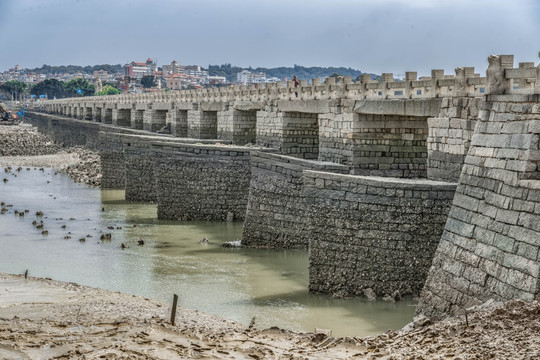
[0, 124, 101, 186]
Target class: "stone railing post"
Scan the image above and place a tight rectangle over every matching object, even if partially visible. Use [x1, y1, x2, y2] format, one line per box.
[453, 67, 468, 97]
[360, 74, 372, 99]
[535, 52, 540, 94]
[404, 72, 417, 98]
[381, 73, 393, 99]
[486, 54, 514, 95]
[431, 69, 444, 98]
[517, 62, 535, 91]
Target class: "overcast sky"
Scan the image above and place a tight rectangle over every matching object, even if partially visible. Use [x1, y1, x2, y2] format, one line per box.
[0, 0, 539, 77]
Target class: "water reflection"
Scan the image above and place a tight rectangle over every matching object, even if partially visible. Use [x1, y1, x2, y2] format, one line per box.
[0, 167, 415, 337]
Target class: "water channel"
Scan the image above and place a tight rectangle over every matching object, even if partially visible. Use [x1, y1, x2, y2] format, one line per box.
[0, 166, 415, 337]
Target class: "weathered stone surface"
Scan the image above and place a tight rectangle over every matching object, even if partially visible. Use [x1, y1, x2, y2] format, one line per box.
[153, 143, 264, 221]
[242, 151, 348, 249]
[418, 94, 540, 320]
[354, 99, 442, 117]
[305, 171, 456, 297]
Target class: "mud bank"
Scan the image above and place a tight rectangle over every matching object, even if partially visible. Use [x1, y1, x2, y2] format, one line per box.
[0, 273, 363, 359]
[2, 273, 540, 359]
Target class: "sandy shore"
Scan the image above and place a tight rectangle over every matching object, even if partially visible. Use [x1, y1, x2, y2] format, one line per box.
[2, 273, 540, 359]
[0, 152, 80, 168]
[0, 273, 364, 359]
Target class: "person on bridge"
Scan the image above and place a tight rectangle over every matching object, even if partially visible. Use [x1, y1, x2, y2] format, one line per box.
[293, 76, 299, 97]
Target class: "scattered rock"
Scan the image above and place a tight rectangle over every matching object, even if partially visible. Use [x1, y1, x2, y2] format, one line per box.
[222, 240, 242, 248]
[363, 288, 377, 301]
[413, 315, 431, 328]
[0, 126, 61, 156]
[314, 328, 332, 337]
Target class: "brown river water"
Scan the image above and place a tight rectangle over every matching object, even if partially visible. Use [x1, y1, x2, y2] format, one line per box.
[0, 166, 415, 337]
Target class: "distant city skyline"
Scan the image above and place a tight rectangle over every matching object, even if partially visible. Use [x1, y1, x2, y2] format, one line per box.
[0, 0, 539, 77]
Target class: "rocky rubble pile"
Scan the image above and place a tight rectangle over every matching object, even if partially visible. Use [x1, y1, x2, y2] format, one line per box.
[0, 125, 101, 187]
[64, 147, 101, 187]
[356, 299, 540, 359]
[0, 125, 61, 156]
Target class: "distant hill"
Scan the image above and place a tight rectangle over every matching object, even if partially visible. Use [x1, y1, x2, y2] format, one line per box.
[27, 64, 124, 75]
[24, 63, 379, 83]
[208, 64, 378, 83]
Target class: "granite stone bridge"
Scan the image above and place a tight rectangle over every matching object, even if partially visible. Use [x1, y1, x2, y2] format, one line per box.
[29, 54, 540, 319]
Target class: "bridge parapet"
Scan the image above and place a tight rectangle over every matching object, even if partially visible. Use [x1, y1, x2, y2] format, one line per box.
[45, 56, 540, 112]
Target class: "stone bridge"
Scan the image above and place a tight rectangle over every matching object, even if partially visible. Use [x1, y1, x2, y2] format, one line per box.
[29, 54, 540, 319]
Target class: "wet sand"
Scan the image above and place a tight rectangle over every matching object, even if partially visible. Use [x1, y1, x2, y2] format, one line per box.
[3, 273, 540, 359]
[0, 273, 364, 359]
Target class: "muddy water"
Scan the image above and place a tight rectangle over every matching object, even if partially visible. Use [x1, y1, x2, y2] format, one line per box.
[0, 167, 415, 337]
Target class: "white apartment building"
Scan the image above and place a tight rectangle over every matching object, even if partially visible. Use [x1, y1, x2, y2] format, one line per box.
[237, 70, 276, 84]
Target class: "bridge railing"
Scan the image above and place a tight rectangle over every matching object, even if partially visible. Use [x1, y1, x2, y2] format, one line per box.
[38, 53, 540, 111]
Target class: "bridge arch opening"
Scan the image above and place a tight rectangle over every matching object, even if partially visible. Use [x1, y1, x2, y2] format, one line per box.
[94, 107, 102, 122]
[85, 107, 93, 121]
[116, 109, 131, 127]
[104, 109, 113, 124]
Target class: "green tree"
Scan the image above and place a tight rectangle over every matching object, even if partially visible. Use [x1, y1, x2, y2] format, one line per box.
[0, 81, 27, 99]
[64, 78, 94, 97]
[140, 75, 156, 88]
[95, 85, 121, 96]
[102, 81, 119, 89]
[30, 79, 66, 99]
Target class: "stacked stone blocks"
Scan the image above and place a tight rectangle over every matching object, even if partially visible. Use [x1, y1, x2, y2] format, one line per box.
[305, 171, 456, 297]
[418, 94, 540, 319]
[153, 143, 258, 221]
[242, 151, 348, 248]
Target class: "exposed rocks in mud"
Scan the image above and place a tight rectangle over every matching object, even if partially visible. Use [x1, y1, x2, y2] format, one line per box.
[0, 124, 60, 156]
[64, 147, 101, 186]
[357, 299, 540, 359]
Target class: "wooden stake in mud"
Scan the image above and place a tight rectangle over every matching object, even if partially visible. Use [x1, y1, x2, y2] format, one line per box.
[171, 294, 178, 326]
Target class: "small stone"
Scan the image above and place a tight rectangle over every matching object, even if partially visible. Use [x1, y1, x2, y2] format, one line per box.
[363, 288, 377, 301]
[413, 315, 431, 328]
